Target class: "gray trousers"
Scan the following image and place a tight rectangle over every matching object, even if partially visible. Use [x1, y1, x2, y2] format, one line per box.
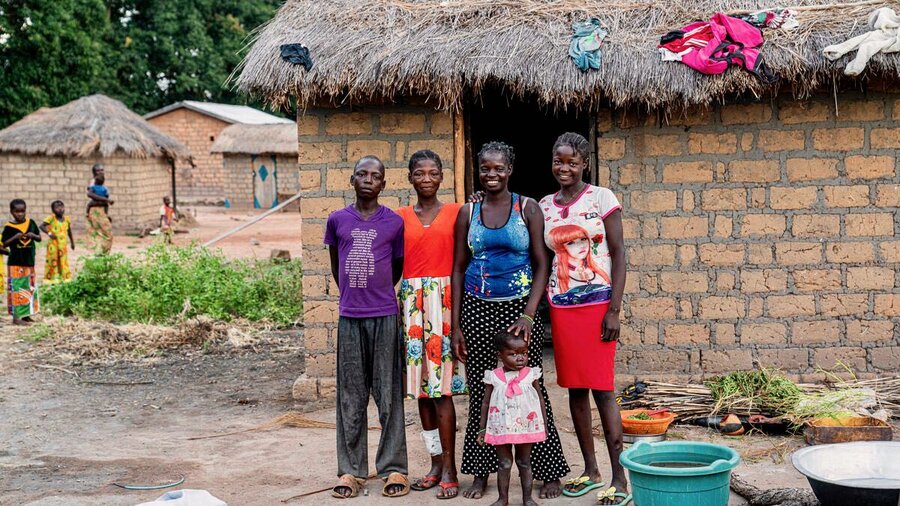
[336, 315, 408, 478]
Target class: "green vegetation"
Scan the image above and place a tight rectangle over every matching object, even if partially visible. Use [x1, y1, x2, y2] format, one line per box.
[627, 412, 653, 420]
[23, 323, 53, 342]
[706, 369, 803, 415]
[42, 245, 303, 326]
[0, 0, 284, 128]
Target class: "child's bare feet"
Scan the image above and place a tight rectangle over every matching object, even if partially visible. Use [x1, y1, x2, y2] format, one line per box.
[488, 500, 508, 506]
[524, 499, 540, 506]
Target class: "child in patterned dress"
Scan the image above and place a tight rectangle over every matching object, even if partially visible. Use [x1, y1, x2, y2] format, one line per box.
[477, 330, 547, 506]
[40, 200, 75, 283]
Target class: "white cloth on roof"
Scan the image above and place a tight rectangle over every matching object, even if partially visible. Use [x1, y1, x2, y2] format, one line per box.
[823, 7, 900, 76]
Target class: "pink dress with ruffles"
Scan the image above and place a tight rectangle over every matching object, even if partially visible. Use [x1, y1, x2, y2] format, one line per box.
[483, 366, 546, 445]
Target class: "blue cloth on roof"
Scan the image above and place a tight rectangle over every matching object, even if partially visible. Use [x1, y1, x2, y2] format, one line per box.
[569, 18, 608, 72]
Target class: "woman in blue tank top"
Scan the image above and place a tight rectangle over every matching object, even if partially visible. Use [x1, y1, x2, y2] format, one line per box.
[450, 142, 570, 500]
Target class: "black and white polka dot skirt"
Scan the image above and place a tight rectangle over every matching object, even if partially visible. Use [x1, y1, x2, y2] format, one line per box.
[459, 293, 570, 481]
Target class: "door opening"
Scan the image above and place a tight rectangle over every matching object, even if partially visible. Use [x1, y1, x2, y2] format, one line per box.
[466, 87, 594, 202]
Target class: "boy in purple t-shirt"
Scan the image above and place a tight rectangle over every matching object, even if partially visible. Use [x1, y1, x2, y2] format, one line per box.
[325, 156, 409, 498]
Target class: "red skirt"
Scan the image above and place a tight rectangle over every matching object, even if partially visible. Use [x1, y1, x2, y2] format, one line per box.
[549, 299, 616, 391]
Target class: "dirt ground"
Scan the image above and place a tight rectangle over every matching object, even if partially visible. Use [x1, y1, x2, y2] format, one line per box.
[28, 205, 303, 279]
[3, 205, 891, 505]
[1, 325, 834, 506]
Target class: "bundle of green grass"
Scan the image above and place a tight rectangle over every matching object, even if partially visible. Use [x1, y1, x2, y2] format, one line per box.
[43, 245, 303, 326]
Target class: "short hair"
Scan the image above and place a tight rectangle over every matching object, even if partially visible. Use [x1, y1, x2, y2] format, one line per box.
[478, 141, 515, 167]
[9, 198, 26, 211]
[91, 164, 104, 176]
[408, 149, 443, 172]
[354, 155, 385, 173]
[553, 132, 590, 162]
[493, 330, 525, 351]
[50, 200, 64, 209]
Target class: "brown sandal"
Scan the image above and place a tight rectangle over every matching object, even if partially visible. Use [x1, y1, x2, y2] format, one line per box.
[331, 474, 365, 499]
[381, 472, 410, 497]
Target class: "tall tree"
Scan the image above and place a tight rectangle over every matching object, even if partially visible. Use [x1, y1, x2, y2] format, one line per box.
[0, 0, 282, 128]
[0, 0, 112, 128]
[104, 0, 282, 115]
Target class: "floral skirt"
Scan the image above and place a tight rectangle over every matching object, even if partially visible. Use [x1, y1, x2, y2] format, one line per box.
[399, 276, 467, 399]
[7, 265, 39, 318]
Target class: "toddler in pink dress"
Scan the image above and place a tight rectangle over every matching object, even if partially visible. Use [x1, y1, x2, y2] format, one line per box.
[477, 331, 547, 506]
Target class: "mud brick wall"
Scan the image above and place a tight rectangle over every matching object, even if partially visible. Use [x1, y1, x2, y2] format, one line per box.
[222, 154, 300, 210]
[148, 108, 230, 201]
[0, 153, 172, 230]
[295, 105, 455, 394]
[597, 93, 899, 381]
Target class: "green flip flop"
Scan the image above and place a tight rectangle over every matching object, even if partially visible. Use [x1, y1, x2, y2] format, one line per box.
[596, 486, 633, 506]
[562, 476, 606, 497]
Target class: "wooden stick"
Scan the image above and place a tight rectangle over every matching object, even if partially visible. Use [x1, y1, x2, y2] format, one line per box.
[202, 192, 302, 247]
[453, 105, 466, 204]
[35, 364, 78, 377]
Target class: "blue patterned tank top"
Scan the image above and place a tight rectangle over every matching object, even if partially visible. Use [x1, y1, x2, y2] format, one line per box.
[464, 193, 533, 300]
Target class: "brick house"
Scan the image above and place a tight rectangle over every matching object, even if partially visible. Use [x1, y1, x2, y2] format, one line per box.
[238, 0, 900, 396]
[210, 123, 300, 210]
[0, 94, 190, 231]
[145, 101, 293, 202]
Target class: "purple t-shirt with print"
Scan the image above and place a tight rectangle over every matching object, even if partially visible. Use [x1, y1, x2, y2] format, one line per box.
[324, 205, 404, 318]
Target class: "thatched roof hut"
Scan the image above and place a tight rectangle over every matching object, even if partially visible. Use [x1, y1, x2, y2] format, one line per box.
[0, 94, 190, 160]
[210, 123, 298, 155]
[237, 0, 900, 384]
[237, 0, 898, 110]
[0, 95, 190, 230]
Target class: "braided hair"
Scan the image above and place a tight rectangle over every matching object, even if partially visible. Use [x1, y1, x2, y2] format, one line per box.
[478, 141, 515, 167]
[408, 149, 443, 172]
[553, 132, 590, 162]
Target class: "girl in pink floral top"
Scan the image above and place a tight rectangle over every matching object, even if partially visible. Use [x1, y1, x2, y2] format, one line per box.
[477, 331, 546, 506]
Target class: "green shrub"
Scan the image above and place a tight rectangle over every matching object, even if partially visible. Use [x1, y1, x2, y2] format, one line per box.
[42, 245, 303, 326]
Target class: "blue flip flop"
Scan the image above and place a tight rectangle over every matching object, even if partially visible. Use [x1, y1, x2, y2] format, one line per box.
[562, 476, 606, 497]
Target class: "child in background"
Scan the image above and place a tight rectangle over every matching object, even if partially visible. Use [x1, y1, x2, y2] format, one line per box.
[40, 200, 75, 284]
[86, 171, 113, 254]
[478, 331, 547, 506]
[2, 199, 42, 325]
[159, 196, 176, 244]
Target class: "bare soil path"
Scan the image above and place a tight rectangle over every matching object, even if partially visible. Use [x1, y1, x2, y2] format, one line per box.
[0, 325, 823, 505]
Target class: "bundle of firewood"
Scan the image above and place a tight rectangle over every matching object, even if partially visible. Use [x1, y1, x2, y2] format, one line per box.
[619, 376, 900, 421]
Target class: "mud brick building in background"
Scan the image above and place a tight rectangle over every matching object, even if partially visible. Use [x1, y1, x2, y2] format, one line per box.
[238, 0, 900, 399]
[0, 95, 190, 231]
[146, 101, 293, 203]
[210, 122, 300, 210]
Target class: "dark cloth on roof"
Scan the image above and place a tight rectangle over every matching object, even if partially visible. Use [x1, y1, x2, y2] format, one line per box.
[280, 43, 313, 71]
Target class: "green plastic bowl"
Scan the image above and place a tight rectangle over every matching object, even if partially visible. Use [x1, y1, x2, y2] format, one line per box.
[620, 441, 741, 506]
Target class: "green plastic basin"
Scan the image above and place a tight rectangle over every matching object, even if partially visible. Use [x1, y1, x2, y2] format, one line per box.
[620, 441, 741, 506]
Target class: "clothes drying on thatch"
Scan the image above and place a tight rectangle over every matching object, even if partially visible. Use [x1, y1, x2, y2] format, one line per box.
[209, 123, 298, 156]
[0, 94, 189, 160]
[824, 7, 900, 76]
[740, 8, 799, 30]
[236, 0, 900, 110]
[569, 18, 607, 72]
[658, 13, 778, 83]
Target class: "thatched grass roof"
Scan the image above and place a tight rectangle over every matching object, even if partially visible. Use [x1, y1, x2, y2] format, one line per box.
[210, 123, 298, 155]
[237, 0, 898, 110]
[0, 94, 190, 159]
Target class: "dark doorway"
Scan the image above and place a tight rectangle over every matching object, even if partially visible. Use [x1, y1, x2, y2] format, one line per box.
[467, 87, 594, 201]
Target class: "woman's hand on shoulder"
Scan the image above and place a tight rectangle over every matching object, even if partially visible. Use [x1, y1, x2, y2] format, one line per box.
[467, 191, 485, 203]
